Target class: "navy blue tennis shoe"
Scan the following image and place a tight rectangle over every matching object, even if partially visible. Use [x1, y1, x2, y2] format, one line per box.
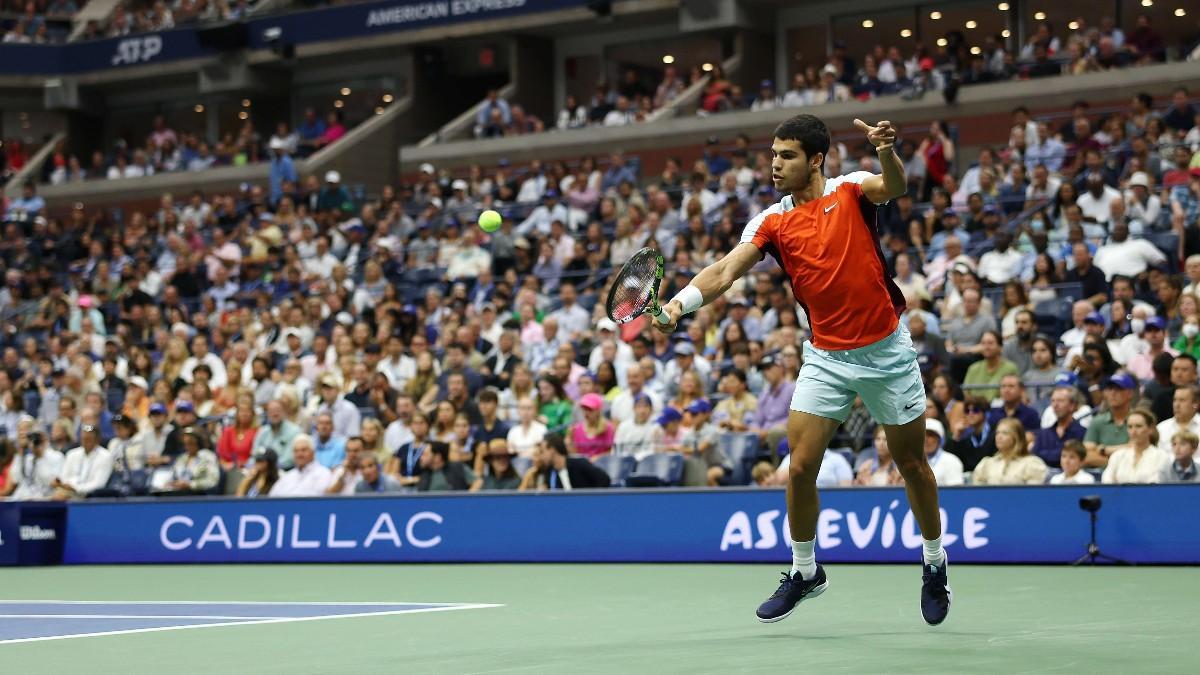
[755, 565, 829, 623]
[920, 558, 952, 625]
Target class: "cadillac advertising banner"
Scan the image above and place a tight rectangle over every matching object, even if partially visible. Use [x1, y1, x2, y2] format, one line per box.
[58, 485, 1200, 565]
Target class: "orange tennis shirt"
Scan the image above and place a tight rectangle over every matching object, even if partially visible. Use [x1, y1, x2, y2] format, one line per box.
[740, 171, 905, 351]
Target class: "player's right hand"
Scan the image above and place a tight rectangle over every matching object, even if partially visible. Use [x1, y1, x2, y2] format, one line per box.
[653, 301, 682, 334]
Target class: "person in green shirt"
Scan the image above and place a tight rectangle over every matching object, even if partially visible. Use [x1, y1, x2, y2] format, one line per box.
[1172, 318, 1200, 359]
[537, 375, 573, 431]
[1083, 373, 1136, 468]
[963, 330, 1019, 401]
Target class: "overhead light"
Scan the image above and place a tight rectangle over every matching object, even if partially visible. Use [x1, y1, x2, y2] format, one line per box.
[701, 63, 713, 72]
[965, 20, 977, 28]
[862, 19, 874, 28]
[936, 37, 948, 47]
[1001, 29, 1011, 37]
[194, 104, 204, 113]
[970, 46, 982, 54]
[1034, 11, 1046, 20]
[997, 2, 1009, 9]
[237, 111, 248, 120]
[662, 55, 674, 64]
[382, 94, 394, 103]
[930, 11, 942, 19]
[900, 28, 913, 37]
[333, 99, 344, 108]
[1068, 20, 1079, 29]
[241, 99, 251, 107]
[341, 87, 351, 96]
[375, 107, 385, 115]
[1141, 0, 1153, 5]
[1175, 8, 1186, 16]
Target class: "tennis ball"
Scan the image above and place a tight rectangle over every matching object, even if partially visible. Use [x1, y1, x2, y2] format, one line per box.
[478, 209, 502, 233]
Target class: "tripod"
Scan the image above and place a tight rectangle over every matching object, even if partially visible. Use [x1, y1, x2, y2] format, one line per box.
[1071, 509, 1131, 566]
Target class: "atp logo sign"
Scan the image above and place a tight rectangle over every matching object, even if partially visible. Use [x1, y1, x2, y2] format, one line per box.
[111, 36, 163, 66]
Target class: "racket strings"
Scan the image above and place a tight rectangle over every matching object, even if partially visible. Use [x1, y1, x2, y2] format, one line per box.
[607, 250, 661, 323]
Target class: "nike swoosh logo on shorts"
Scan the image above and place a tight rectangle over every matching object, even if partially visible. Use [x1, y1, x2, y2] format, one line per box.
[824, 203, 837, 213]
[904, 402, 918, 410]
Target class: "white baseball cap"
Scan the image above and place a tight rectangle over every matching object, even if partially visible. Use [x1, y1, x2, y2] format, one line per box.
[1127, 171, 1151, 189]
[451, 179, 468, 192]
[419, 163, 435, 175]
[324, 170, 341, 183]
[596, 318, 618, 332]
[925, 418, 945, 441]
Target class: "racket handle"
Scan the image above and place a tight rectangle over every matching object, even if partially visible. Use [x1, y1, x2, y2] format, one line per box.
[652, 306, 670, 324]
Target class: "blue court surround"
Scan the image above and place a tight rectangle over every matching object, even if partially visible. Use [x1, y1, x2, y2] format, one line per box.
[0, 601, 500, 643]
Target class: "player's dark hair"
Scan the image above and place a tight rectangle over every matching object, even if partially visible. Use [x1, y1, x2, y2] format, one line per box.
[773, 114, 830, 169]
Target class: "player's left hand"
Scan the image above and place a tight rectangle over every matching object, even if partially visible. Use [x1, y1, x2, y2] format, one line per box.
[853, 118, 897, 152]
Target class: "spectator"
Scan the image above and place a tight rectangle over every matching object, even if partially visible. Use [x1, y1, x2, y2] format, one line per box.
[216, 403, 257, 471]
[1101, 409, 1169, 483]
[1159, 430, 1200, 483]
[519, 434, 610, 490]
[1049, 440, 1095, 485]
[985, 374, 1041, 435]
[2, 429, 63, 500]
[751, 80, 781, 111]
[1156, 385, 1200, 454]
[414, 440, 471, 491]
[268, 137, 298, 205]
[314, 372, 361, 438]
[1002, 310, 1038, 374]
[944, 395, 995, 472]
[269, 434, 333, 496]
[613, 393, 658, 461]
[566, 393, 613, 458]
[352, 452, 401, 493]
[1084, 374, 1136, 466]
[1031, 387, 1087, 468]
[923, 418, 964, 486]
[854, 427, 903, 486]
[972, 418, 1048, 485]
[325, 436, 365, 495]
[470, 439, 522, 491]
[252, 400, 302, 468]
[158, 427, 220, 495]
[312, 411, 346, 469]
[556, 94, 588, 131]
[235, 449, 280, 497]
[1093, 222, 1167, 281]
[748, 355, 794, 453]
[51, 424, 112, 500]
[506, 398, 547, 459]
[1161, 87, 1196, 133]
[963, 331, 1018, 400]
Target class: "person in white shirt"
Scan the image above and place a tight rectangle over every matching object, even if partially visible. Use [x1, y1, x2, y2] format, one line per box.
[588, 319, 634, 373]
[1101, 409, 1170, 484]
[180, 334, 229, 389]
[1049, 441, 1096, 485]
[1124, 171, 1162, 228]
[609, 368, 662, 425]
[603, 96, 635, 126]
[269, 434, 333, 496]
[3, 431, 65, 500]
[976, 229, 1024, 286]
[506, 399, 547, 459]
[750, 80, 781, 111]
[53, 425, 113, 499]
[303, 235, 340, 281]
[781, 73, 814, 108]
[516, 190, 570, 238]
[613, 395, 659, 460]
[923, 419, 964, 486]
[1156, 386, 1200, 454]
[1093, 222, 1167, 281]
[1075, 172, 1123, 227]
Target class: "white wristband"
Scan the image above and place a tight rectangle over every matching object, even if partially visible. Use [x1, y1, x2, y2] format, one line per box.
[671, 285, 704, 316]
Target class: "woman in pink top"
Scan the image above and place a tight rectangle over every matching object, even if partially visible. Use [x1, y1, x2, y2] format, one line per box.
[567, 393, 614, 458]
[318, 111, 346, 147]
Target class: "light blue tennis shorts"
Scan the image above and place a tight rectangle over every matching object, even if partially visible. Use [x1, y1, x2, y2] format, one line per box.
[790, 323, 926, 426]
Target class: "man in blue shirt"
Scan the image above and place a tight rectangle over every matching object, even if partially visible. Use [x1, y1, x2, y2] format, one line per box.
[267, 138, 297, 205]
[985, 374, 1041, 433]
[4, 182, 45, 223]
[312, 412, 347, 469]
[1031, 386, 1086, 468]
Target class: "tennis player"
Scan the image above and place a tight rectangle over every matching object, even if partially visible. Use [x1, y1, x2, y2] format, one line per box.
[655, 114, 951, 625]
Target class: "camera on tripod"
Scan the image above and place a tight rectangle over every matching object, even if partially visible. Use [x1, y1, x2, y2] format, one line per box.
[1078, 495, 1102, 513]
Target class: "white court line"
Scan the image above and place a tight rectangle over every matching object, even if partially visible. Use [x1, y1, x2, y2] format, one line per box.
[0, 615, 285, 620]
[0, 603, 503, 646]
[0, 600, 468, 606]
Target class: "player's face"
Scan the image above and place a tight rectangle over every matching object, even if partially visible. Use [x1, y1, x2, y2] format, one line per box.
[770, 139, 820, 193]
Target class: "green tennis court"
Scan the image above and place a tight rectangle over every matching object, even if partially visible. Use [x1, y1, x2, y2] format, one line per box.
[1, 564, 1194, 674]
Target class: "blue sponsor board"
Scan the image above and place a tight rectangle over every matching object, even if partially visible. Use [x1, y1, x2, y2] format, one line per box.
[59, 485, 1200, 565]
[0, 0, 584, 75]
[0, 502, 67, 566]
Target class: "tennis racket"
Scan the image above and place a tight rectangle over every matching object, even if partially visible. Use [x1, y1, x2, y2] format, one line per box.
[606, 247, 669, 325]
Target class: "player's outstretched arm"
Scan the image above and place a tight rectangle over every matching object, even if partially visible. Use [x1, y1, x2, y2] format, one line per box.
[654, 242, 761, 333]
[853, 118, 907, 204]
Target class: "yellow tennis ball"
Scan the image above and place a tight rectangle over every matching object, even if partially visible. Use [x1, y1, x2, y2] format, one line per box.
[478, 209, 502, 233]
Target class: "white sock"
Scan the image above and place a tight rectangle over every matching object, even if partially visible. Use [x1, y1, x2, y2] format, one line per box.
[790, 539, 817, 580]
[923, 537, 946, 567]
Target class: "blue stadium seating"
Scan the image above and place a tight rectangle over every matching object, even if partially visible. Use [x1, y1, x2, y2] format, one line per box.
[625, 453, 685, 487]
[592, 454, 636, 486]
[719, 433, 760, 485]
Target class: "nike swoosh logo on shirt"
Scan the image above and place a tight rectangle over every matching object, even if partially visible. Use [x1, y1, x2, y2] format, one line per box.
[824, 203, 837, 213]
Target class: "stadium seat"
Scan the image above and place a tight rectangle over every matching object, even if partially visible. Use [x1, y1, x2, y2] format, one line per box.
[592, 454, 636, 486]
[625, 452, 685, 487]
[719, 433, 760, 485]
[512, 456, 532, 477]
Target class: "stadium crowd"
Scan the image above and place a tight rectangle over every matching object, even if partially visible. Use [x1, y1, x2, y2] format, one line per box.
[2, 75, 1200, 499]
[31, 108, 349, 186]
